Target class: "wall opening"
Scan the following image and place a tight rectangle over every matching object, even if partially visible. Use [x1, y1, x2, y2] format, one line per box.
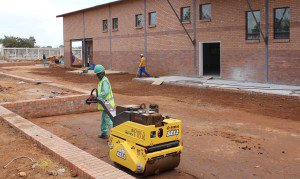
[71, 40, 83, 68]
[200, 42, 221, 77]
[70, 39, 93, 68]
[84, 39, 93, 67]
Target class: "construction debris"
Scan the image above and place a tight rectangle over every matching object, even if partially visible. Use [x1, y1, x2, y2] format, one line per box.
[70, 170, 78, 177]
[18, 172, 27, 177]
[34, 81, 53, 85]
[51, 91, 67, 95]
[57, 168, 66, 174]
[47, 170, 58, 176]
[3, 156, 36, 169]
[152, 80, 164, 85]
[18, 81, 26, 84]
[47, 168, 65, 176]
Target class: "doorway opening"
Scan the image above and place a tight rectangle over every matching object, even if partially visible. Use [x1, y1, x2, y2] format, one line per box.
[200, 42, 221, 77]
[70, 38, 93, 68]
[71, 40, 83, 68]
[84, 39, 93, 67]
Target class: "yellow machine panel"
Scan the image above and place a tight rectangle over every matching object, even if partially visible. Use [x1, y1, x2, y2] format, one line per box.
[110, 118, 181, 146]
[109, 118, 183, 176]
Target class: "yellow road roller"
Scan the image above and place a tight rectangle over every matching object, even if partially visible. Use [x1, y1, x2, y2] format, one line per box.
[86, 89, 183, 176]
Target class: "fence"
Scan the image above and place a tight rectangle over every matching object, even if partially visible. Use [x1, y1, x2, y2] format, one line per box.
[0, 47, 84, 62]
[0, 47, 64, 61]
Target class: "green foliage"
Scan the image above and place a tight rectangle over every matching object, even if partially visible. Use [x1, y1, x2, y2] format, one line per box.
[0, 36, 36, 48]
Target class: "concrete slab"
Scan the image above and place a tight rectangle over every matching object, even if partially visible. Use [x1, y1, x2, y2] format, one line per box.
[134, 76, 300, 96]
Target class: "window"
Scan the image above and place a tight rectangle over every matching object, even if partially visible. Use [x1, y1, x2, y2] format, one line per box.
[149, 12, 157, 26]
[136, 14, 143, 28]
[102, 20, 108, 32]
[181, 7, 191, 22]
[112, 18, 118, 30]
[274, 7, 290, 39]
[246, 11, 260, 40]
[200, 4, 211, 20]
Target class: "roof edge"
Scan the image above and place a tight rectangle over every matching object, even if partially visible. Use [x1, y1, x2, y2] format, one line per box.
[56, 0, 123, 18]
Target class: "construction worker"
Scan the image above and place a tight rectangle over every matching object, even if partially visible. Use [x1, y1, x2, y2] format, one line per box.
[71, 53, 75, 64]
[94, 65, 115, 139]
[138, 54, 151, 78]
[42, 53, 46, 66]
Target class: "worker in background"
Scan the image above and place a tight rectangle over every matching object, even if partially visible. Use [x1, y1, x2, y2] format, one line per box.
[138, 54, 151, 78]
[42, 53, 46, 66]
[94, 65, 115, 139]
[71, 53, 75, 64]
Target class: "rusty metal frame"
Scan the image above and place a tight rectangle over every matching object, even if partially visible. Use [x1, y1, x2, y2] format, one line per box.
[167, 0, 196, 46]
[246, 0, 266, 44]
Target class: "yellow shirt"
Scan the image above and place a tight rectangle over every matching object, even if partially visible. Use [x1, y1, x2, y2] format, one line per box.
[139, 57, 146, 67]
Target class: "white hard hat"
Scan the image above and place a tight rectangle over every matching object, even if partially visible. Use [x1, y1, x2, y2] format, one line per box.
[140, 54, 144, 56]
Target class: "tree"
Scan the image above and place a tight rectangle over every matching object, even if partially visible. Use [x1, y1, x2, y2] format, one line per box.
[0, 36, 36, 48]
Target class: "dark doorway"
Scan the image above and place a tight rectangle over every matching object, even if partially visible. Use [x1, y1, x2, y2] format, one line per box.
[83, 39, 93, 67]
[203, 43, 220, 76]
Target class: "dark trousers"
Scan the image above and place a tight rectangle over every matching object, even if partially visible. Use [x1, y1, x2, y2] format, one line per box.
[138, 66, 150, 77]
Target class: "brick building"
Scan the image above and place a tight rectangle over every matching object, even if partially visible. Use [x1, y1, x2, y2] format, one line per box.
[57, 0, 299, 85]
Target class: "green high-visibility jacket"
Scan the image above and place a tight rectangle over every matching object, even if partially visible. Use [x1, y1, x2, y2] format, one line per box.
[97, 76, 115, 110]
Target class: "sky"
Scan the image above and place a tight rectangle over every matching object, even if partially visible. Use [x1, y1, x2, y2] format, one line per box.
[0, 0, 115, 47]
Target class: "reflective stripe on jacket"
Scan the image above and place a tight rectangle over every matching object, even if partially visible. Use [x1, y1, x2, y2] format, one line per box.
[97, 76, 115, 110]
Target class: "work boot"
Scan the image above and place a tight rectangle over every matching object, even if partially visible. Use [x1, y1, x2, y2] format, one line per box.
[98, 134, 108, 139]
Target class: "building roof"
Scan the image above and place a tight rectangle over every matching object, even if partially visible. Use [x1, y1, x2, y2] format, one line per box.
[56, 0, 124, 17]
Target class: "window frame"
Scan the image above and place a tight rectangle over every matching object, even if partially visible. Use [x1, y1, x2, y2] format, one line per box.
[245, 10, 261, 40]
[180, 6, 191, 23]
[112, 18, 118, 31]
[199, 3, 211, 20]
[148, 11, 157, 27]
[274, 7, 290, 39]
[135, 14, 143, 28]
[102, 19, 108, 32]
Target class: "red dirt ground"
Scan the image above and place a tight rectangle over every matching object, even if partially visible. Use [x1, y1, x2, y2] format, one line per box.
[0, 121, 72, 178]
[27, 66, 300, 121]
[1, 65, 300, 178]
[0, 74, 76, 103]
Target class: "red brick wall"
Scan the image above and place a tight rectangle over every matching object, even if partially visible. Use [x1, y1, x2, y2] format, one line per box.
[268, 0, 300, 85]
[146, 0, 195, 76]
[197, 0, 266, 82]
[62, 0, 299, 85]
[2, 95, 98, 119]
[110, 0, 145, 73]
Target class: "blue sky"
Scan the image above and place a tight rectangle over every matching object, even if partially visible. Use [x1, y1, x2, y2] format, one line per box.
[0, 0, 115, 47]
